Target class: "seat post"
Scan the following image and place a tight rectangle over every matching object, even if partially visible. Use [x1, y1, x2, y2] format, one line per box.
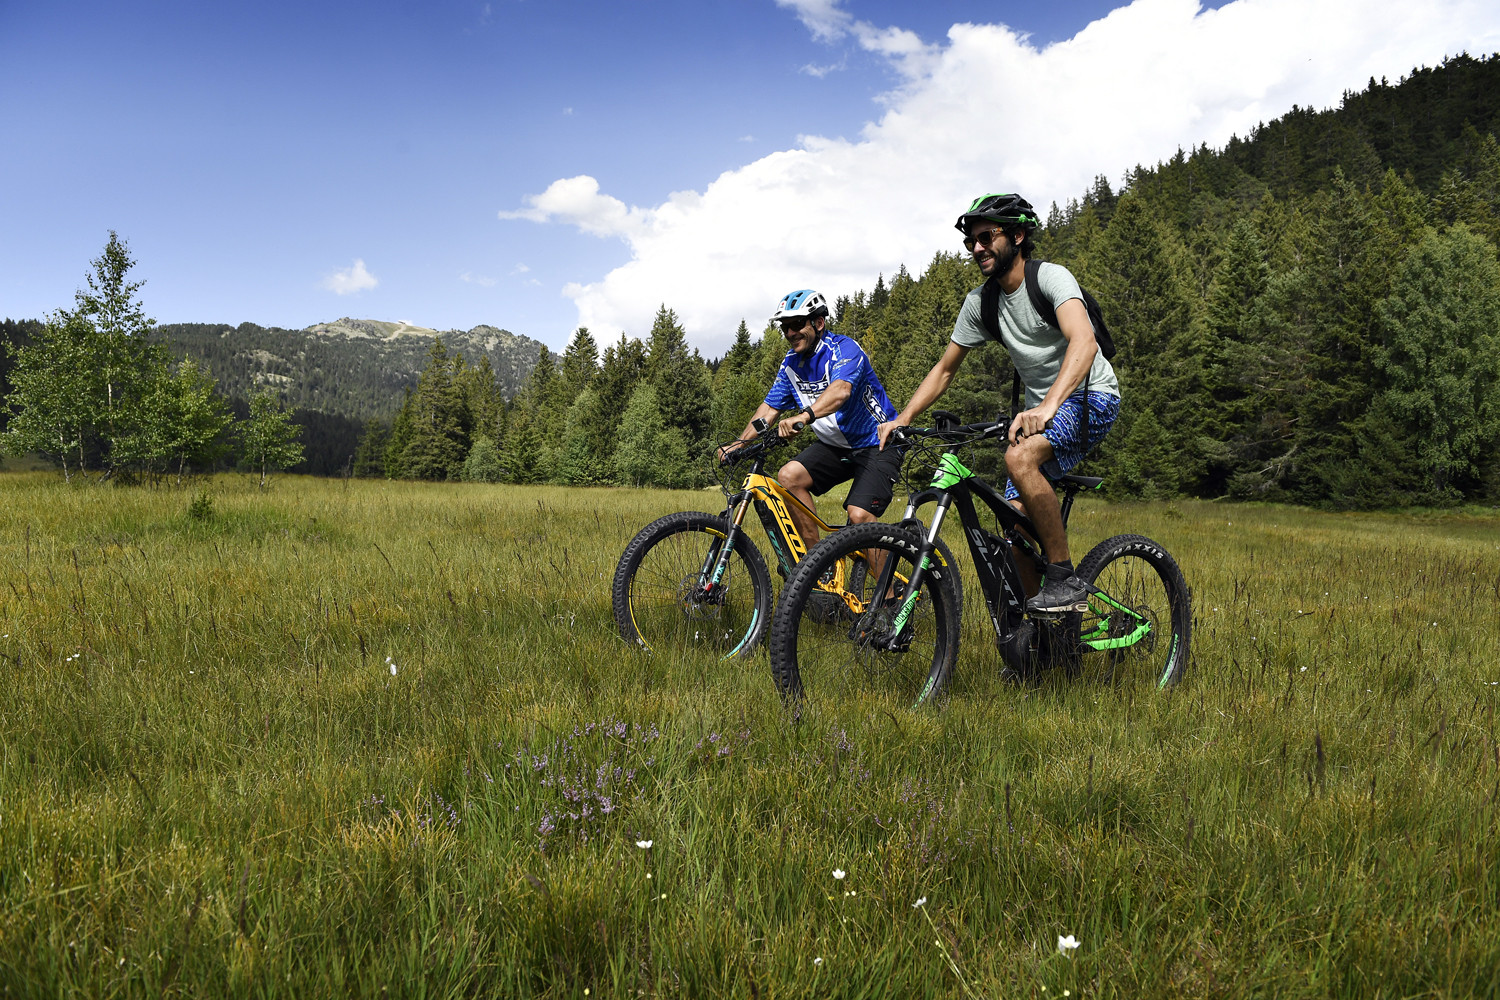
[1059, 486, 1078, 527]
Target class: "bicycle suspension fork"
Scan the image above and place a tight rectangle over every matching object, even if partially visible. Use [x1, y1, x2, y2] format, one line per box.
[875, 494, 954, 644]
[700, 492, 755, 595]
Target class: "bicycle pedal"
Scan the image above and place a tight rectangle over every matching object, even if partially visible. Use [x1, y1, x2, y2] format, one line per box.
[1027, 602, 1087, 618]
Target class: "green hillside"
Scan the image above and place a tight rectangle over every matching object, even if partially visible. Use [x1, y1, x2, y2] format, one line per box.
[154, 318, 545, 423]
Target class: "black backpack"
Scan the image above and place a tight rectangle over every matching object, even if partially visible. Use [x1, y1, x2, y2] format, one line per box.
[978, 259, 1116, 447]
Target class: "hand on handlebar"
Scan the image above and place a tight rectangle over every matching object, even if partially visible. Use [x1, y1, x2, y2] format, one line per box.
[776, 414, 808, 438]
[717, 438, 749, 464]
[877, 419, 907, 451]
[1008, 406, 1056, 446]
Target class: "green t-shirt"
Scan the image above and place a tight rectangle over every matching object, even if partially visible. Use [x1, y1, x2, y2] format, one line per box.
[950, 262, 1120, 409]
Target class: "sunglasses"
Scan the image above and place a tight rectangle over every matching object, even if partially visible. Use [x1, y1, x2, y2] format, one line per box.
[962, 228, 1008, 252]
[779, 317, 811, 333]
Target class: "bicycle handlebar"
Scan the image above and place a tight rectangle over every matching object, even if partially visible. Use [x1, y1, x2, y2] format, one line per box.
[716, 414, 808, 467]
[891, 411, 1057, 448]
[891, 417, 1009, 446]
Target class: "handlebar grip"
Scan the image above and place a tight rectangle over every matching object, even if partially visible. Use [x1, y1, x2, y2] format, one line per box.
[792, 420, 806, 433]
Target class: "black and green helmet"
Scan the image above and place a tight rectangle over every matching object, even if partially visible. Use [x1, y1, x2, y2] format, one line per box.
[954, 192, 1040, 234]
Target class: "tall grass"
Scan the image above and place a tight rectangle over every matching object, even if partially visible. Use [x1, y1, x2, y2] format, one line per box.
[1, 473, 1497, 997]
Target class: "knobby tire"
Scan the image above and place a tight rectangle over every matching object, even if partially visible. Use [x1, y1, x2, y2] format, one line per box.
[612, 510, 773, 658]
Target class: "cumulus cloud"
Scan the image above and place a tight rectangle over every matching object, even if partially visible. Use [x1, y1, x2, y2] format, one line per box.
[460, 271, 498, 287]
[322, 259, 377, 295]
[498, 175, 652, 240]
[503, 0, 1500, 353]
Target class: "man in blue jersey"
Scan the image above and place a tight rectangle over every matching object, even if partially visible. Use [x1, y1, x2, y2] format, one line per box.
[720, 289, 903, 548]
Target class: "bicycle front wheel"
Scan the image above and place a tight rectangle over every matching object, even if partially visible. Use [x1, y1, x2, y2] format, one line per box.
[612, 511, 773, 658]
[768, 522, 961, 707]
[1075, 533, 1191, 689]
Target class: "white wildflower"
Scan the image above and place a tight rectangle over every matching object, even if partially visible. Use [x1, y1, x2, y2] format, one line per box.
[636, 840, 653, 849]
[1057, 934, 1080, 953]
[832, 869, 846, 880]
[389, 662, 397, 675]
[913, 896, 927, 908]
[813, 957, 823, 966]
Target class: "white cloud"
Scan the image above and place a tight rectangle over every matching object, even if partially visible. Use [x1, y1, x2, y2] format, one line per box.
[776, 0, 849, 41]
[502, 0, 1500, 353]
[499, 174, 652, 239]
[322, 259, 377, 295]
[801, 58, 845, 78]
[460, 271, 498, 287]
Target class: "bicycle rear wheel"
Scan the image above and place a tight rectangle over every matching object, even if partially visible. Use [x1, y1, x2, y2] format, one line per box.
[612, 511, 773, 657]
[769, 522, 961, 707]
[1075, 533, 1191, 689]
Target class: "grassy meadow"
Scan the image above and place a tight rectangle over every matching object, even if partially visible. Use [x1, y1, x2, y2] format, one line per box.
[1, 472, 1498, 998]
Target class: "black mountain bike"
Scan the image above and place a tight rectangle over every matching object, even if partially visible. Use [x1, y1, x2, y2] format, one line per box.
[768, 412, 1191, 705]
[612, 415, 959, 658]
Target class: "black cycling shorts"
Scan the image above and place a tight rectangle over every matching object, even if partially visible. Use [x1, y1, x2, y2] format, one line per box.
[787, 440, 904, 518]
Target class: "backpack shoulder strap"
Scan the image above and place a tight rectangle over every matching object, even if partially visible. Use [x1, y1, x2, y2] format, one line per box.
[979, 276, 1002, 342]
[1023, 259, 1059, 329]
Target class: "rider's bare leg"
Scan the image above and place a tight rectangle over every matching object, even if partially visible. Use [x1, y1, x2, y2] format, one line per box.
[776, 461, 823, 550]
[1006, 435, 1069, 595]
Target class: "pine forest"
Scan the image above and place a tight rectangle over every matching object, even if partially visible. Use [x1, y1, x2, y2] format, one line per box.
[5, 53, 1500, 509]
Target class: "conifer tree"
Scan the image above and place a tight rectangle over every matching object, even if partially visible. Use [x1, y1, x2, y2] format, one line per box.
[1362, 223, 1500, 503]
[646, 305, 711, 447]
[352, 419, 390, 478]
[1286, 170, 1398, 502]
[556, 389, 613, 485]
[500, 411, 545, 484]
[560, 327, 600, 398]
[383, 390, 414, 478]
[1085, 193, 1205, 494]
[582, 335, 647, 477]
[399, 338, 470, 480]
[459, 354, 504, 444]
[710, 321, 763, 444]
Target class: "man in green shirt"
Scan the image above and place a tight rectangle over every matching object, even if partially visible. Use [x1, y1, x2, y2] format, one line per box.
[877, 193, 1121, 614]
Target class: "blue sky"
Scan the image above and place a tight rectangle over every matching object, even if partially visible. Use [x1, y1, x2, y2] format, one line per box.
[3, 0, 1497, 355]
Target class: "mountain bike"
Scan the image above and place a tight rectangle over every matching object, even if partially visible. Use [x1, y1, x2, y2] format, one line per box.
[611, 415, 958, 657]
[768, 411, 1191, 705]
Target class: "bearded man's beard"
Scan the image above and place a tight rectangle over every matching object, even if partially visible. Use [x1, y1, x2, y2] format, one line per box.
[979, 236, 1019, 275]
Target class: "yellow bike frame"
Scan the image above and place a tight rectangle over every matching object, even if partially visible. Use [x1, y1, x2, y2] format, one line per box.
[724, 472, 875, 615]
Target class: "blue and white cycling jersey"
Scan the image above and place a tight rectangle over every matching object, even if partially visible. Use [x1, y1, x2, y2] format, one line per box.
[764, 332, 896, 450]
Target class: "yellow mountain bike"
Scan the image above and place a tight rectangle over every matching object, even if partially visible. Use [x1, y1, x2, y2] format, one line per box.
[611, 415, 957, 658]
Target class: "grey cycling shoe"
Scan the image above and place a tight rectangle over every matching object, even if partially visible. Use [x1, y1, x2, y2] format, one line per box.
[1026, 562, 1089, 615]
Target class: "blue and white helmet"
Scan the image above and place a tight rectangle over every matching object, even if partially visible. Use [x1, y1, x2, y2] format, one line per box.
[771, 289, 829, 323]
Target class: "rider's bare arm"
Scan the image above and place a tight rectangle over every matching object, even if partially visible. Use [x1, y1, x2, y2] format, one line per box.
[720, 402, 781, 460]
[1008, 298, 1097, 445]
[877, 342, 971, 449]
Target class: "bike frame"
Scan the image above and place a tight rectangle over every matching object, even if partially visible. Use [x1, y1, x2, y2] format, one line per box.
[873, 432, 1152, 656]
[698, 427, 863, 611]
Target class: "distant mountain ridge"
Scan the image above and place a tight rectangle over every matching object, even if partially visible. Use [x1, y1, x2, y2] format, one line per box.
[154, 318, 545, 422]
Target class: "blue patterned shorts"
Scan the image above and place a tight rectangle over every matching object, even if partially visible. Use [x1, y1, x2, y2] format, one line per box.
[1004, 391, 1121, 501]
